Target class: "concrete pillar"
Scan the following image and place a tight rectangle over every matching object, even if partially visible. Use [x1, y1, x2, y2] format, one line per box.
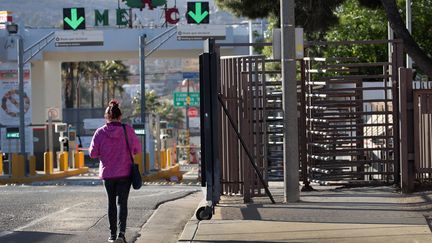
[30, 61, 45, 124]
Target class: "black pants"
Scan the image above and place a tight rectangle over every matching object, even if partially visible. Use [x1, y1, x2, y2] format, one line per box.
[104, 178, 131, 235]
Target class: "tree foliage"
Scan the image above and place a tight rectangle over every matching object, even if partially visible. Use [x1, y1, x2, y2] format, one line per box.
[132, 90, 184, 128]
[324, 0, 388, 63]
[61, 61, 130, 109]
[380, 0, 432, 78]
[216, 0, 432, 77]
[215, 0, 343, 35]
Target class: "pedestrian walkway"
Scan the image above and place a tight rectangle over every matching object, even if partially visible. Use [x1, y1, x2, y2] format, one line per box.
[137, 192, 201, 243]
[178, 185, 432, 243]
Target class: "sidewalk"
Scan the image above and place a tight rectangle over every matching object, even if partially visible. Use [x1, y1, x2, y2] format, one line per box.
[136, 192, 201, 243]
[178, 185, 432, 243]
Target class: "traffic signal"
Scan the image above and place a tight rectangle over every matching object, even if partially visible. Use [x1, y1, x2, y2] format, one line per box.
[63, 8, 86, 30]
[186, 2, 209, 24]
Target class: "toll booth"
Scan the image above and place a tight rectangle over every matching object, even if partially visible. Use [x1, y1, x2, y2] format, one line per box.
[132, 123, 147, 174]
[4, 127, 20, 175]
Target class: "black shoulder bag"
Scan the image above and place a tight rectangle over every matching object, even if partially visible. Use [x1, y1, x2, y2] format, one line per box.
[122, 124, 142, 190]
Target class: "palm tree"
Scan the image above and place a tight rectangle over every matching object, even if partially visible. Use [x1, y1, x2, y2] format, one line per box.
[157, 101, 185, 128]
[61, 62, 77, 108]
[132, 90, 161, 116]
[80, 61, 103, 108]
[100, 60, 131, 105]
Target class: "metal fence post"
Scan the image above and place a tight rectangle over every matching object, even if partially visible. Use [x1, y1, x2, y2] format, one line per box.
[399, 67, 414, 192]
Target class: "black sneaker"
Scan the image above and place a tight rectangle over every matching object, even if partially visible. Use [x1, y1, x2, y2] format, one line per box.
[116, 233, 127, 243]
[108, 235, 116, 242]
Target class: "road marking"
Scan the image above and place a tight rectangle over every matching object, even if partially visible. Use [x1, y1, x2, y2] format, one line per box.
[130, 192, 166, 199]
[15, 202, 86, 231]
[0, 231, 13, 238]
[0, 202, 86, 239]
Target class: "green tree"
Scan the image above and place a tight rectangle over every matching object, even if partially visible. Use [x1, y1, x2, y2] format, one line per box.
[156, 101, 185, 128]
[61, 62, 77, 108]
[324, 0, 388, 63]
[380, 0, 432, 78]
[132, 90, 161, 116]
[79, 61, 103, 108]
[100, 61, 130, 105]
[215, 0, 343, 36]
[216, 0, 432, 78]
[132, 90, 184, 128]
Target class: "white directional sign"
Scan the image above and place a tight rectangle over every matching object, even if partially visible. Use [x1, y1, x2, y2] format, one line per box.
[55, 30, 104, 47]
[177, 24, 226, 41]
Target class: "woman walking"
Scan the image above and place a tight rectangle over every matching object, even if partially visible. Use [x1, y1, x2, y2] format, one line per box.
[89, 100, 141, 243]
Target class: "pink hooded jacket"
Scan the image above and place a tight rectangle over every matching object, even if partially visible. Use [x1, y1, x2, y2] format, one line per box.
[89, 122, 141, 180]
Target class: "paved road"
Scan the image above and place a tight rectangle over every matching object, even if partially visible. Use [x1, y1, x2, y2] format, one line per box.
[0, 182, 199, 243]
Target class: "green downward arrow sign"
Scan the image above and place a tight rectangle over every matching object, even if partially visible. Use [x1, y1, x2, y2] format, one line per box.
[64, 8, 85, 30]
[188, 2, 209, 24]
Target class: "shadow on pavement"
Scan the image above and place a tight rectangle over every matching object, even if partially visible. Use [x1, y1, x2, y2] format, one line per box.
[30, 178, 103, 186]
[0, 231, 72, 243]
[189, 241, 298, 243]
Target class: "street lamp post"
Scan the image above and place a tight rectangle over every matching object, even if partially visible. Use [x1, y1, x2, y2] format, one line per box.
[183, 79, 191, 164]
[139, 34, 147, 173]
[17, 35, 25, 158]
[406, 0, 412, 68]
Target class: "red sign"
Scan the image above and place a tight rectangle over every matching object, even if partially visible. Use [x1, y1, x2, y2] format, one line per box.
[187, 107, 198, 117]
[0, 11, 13, 29]
[165, 8, 179, 24]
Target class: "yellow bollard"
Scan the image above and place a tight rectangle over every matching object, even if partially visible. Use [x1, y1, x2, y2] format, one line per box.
[167, 149, 172, 167]
[146, 153, 150, 172]
[44, 152, 53, 174]
[74, 151, 84, 168]
[28, 155, 36, 176]
[133, 153, 144, 174]
[0, 151, 3, 175]
[161, 150, 167, 169]
[59, 152, 68, 171]
[11, 153, 25, 178]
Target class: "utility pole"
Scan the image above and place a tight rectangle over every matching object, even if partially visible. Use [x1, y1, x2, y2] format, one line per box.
[139, 34, 147, 172]
[17, 35, 25, 157]
[281, 0, 300, 202]
[406, 0, 412, 68]
[249, 20, 253, 55]
[185, 79, 191, 164]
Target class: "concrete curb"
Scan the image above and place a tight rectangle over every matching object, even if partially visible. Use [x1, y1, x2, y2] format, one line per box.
[177, 218, 200, 243]
[177, 193, 209, 243]
[0, 167, 89, 184]
[136, 191, 202, 243]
